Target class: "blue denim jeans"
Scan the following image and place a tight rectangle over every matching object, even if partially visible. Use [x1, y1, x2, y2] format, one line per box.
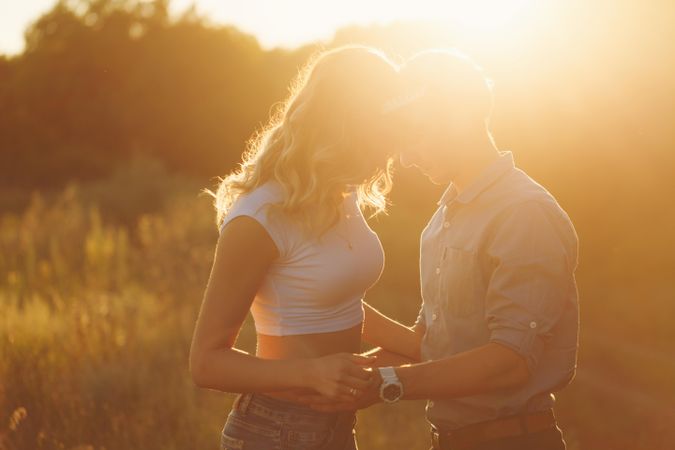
[220, 392, 358, 450]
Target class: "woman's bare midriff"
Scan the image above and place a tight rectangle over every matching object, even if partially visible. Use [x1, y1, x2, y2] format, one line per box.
[256, 322, 363, 401]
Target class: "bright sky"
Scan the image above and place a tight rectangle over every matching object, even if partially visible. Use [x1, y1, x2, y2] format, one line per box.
[0, 0, 531, 55]
[0, 0, 54, 55]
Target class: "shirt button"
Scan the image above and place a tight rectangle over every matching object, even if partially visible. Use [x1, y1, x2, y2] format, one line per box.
[435, 267, 441, 275]
[429, 401, 435, 408]
[530, 321, 537, 329]
[432, 313, 438, 321]
[443, 221, 450, 228]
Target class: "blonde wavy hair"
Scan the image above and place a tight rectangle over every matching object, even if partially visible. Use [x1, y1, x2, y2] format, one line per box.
[205, 45, 401, 236]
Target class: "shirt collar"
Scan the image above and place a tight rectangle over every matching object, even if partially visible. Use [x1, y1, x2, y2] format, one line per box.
[437, 151, 515, 206]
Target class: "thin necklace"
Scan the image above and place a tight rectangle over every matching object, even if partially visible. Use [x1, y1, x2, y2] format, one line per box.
[341, 199, 354, 250]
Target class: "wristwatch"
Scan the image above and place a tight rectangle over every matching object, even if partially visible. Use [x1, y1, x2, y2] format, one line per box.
[377, 367, 404, 403]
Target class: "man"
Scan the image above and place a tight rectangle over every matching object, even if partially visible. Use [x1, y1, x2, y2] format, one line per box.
[313, 49, 580, 450]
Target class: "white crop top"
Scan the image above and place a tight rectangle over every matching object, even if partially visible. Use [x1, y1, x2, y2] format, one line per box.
[218, 180, 385, 336]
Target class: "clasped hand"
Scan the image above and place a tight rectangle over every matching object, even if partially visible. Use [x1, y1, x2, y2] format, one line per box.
[283, 352, 383, 412]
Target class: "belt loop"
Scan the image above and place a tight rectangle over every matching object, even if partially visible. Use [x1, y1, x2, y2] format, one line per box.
[234, 392, 252, 415]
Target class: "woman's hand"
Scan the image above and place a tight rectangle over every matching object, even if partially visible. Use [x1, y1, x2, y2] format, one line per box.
[303, 353, 376, 402]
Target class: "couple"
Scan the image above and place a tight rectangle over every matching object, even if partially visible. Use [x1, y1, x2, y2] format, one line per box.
[190, 45, 579, 450]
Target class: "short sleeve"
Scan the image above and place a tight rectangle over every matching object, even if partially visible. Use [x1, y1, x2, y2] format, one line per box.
[218, 184, 291, 258]
[485, 200, 578, 373]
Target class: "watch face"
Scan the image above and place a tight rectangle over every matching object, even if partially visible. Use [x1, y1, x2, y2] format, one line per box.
[382, 383, 402, 402]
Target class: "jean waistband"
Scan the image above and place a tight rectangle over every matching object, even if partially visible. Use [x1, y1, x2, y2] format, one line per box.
[233, 392, 353, 425]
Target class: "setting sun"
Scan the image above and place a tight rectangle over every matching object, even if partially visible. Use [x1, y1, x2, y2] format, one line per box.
[421, 0, 532, 29]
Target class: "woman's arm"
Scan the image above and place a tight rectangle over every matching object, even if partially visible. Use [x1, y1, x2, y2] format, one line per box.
[189, 216, 373, 400]
[361, 347, 417, 366]
[362, 302, 423, 362]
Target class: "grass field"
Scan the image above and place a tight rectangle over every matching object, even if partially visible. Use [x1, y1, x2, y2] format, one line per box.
[1, 181, 673, 450]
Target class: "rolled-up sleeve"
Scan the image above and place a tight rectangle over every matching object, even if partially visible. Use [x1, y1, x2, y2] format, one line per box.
[413, 301, 426, 329]
[485, 200, 578, 373]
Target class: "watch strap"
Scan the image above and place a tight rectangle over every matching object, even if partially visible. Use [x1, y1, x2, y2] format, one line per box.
[379, 366, 399, 383]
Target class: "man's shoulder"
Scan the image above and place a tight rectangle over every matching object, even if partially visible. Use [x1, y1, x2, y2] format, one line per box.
[505, 167, 551, 198]
[482, 169, 577, 244]
[490, 170, 579, 255]
[492, 168, 569, 217]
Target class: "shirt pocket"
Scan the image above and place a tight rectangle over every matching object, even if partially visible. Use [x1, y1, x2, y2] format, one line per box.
[440, 247, 482, 318]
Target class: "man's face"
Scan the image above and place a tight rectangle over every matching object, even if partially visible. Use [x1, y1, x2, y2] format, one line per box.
[396, 100, 461, 185]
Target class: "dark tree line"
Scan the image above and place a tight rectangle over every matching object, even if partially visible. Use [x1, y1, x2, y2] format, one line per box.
[1, 0, 674, 294]
[0, 0, 315, 187]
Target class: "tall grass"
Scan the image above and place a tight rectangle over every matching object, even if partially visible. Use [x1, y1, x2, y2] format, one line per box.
[1, 180, 672, 449]
[0, 184, 220, 449]
[0, 183, 429, 450]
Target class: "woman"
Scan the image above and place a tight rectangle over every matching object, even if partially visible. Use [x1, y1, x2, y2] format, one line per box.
[190, 46, 422, 450]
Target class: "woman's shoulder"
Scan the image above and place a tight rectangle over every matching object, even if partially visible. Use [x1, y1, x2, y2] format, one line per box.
[221, 180, 290, 231]
[219, 180, 293, 252]
[232, 180, 285, 211]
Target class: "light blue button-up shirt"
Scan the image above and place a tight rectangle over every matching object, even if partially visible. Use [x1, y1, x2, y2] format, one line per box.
[416, 151, 579, 430]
